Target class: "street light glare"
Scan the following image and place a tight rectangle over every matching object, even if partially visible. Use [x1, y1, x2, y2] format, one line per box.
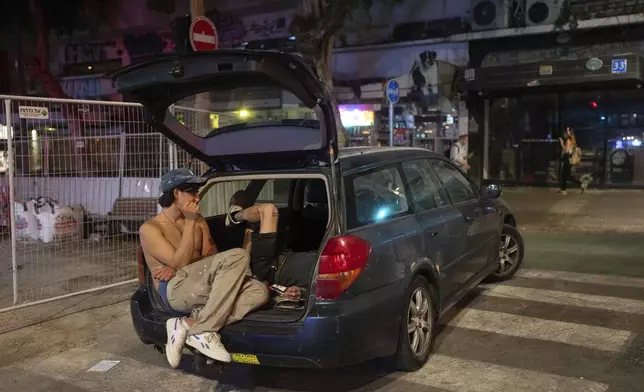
[239, 109, 249, 118]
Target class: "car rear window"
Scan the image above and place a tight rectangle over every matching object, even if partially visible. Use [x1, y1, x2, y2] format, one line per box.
[345, 166, 409, 229]
[199, 179, 291, 217]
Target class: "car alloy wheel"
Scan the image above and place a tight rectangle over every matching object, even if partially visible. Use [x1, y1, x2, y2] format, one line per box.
[407, 286, 432, 357]
[497, 233, 519, 276]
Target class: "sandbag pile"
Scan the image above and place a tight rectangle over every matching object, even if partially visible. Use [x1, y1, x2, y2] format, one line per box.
[14, 197, 84, 244]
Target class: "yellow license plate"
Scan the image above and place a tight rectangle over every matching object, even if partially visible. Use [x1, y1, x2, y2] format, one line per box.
[231, 353, 260, 365]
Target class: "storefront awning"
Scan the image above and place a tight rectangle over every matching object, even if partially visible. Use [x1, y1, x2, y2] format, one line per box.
[464, 54, 643, 93]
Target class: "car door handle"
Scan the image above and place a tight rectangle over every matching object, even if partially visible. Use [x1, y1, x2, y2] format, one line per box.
[464, 216, 474, 224]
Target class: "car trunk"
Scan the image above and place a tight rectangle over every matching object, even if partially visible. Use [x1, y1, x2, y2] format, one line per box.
[112, 51, 343, 323]
[199, 173, 332, 323]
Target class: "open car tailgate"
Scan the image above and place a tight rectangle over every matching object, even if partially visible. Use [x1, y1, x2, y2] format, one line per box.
[110, 50, 338, 171]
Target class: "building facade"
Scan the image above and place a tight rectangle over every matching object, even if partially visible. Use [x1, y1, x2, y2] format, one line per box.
[464, 1, 644, 189]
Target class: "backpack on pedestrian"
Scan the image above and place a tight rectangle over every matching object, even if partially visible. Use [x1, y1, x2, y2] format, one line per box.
[569, 146, 582, 166]
[446, 143, 458, 160]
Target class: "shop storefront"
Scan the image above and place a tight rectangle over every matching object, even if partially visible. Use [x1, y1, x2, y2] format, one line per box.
[338, 104, 379, 146]
[334, 50, 465, 151]
[467, 51, 644, 188]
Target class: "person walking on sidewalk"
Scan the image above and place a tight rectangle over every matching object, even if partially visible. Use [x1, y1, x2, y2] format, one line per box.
[139, 169, 269, 368]
[559, 127, 584, 195]
[450, 131, 470, 173]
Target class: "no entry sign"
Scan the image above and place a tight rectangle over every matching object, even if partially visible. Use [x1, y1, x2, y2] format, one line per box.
[190, 16, 218, 51]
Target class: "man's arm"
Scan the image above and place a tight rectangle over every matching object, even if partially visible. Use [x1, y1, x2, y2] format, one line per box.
[451, 145, 468, 167]
[200, 219, 217, 257]
[139, 221, 196, 270]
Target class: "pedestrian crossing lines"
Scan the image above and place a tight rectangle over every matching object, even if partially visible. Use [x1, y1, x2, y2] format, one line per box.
[386, 268, 644, 392]
[5, 268, 643, 392]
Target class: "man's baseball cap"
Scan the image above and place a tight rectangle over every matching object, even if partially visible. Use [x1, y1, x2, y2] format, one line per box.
[159, 168, 207, 194]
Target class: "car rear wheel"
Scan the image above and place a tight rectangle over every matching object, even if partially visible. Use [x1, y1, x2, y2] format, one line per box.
[394, 276, 436, 372]
[486, 224, 524, 282]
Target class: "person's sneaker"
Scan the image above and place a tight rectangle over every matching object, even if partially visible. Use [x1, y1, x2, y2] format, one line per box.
[165, 317, 189, 368]
[226, 190, 252, 226]
[186, 332, 232, 363]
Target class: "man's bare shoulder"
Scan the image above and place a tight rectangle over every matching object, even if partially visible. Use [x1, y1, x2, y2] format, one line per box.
[139, 216, 163, 236]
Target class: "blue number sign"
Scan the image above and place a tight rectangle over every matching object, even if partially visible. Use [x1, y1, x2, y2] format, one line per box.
[612, 59, 627, 74]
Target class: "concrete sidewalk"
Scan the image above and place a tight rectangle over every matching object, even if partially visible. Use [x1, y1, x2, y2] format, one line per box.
[502, 187, 644, 234]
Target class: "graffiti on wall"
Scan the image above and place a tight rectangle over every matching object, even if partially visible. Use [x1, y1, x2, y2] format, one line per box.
[482, 40, 644, 67]
[245, 12, 291, 42]
[64, 41, 121, 64]
[122, 32, 174, 58]
[60, 77, 117, 99]
[207, 10, 247, 44]
[409, 51, 439, 102]
[206, 9, 293, 45]
[59, 31, 174, 99]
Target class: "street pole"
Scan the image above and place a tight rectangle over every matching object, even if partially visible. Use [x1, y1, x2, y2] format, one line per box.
[385, 79, 399, 148]
[190, 0, 210, 166]
[389, 102, 394, 147]
[190, 0, 204, 17]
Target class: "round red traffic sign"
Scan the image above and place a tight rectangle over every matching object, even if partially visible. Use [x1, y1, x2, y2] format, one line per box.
[189, 16, 218, 51]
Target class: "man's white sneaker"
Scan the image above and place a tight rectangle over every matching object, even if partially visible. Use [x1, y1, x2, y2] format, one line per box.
[165, 317, 189, 368]
[186, 332, 232, 363]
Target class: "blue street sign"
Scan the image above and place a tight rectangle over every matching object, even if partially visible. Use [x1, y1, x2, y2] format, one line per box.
[386, 79, 400, 104]
[612, 59, 627, 74]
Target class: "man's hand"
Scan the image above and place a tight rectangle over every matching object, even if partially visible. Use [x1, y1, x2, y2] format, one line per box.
[181, 201, 199, 220]
[283, 286, 302, 301]
[154, 266, 176, 281]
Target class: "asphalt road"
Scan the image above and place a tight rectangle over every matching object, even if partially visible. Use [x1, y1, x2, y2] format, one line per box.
[1, 232, 643, 392]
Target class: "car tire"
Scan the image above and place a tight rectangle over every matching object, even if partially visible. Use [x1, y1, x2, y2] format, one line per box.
[485, 224, 525, 282]
[394, 275, 436, 372]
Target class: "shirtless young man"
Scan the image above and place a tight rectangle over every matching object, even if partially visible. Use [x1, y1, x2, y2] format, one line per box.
[139, 169, 269, 368]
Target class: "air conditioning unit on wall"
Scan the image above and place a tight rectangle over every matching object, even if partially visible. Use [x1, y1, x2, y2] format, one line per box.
[526, 0, 564, 26]
[470, 0, 511, 31]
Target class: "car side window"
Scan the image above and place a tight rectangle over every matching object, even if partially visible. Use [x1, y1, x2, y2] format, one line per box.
[401, 159, 449, 212]
[430, 159, 478, 204]
[346, 166, 409, 228]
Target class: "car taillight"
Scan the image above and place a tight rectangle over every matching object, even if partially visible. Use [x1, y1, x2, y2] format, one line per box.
[316, 235, 372, 300]
[137, 247, 145, 285]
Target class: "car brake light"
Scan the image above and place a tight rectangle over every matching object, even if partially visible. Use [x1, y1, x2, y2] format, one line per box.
[137, 247, 145, 285]
[316, 235, 372, 300]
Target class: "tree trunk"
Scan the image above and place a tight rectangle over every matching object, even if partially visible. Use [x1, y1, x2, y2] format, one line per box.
[30, 0, 86, 175]
[292, 0, 351, 148]
[305, 34, 348, 148]
[30, 0, 69, 99]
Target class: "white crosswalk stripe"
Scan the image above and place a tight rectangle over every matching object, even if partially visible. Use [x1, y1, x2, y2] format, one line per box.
[396, 355, 609, 392]
[517, 268, 644, 288]
[480, 283, 644, 315]
[447, 308, 633, 352]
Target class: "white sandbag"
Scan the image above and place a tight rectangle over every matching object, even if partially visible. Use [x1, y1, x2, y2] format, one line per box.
[53, 205, 82, 242]
[34, 198, 84, 243]
[24, 199, 39, 241]
[14, 202, 29, 239]
[35, 202, 56, 244]
[14, 199, 39, 241]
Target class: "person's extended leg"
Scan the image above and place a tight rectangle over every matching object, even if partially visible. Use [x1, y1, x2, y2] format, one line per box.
[240, 204, 279, 282]
[223, 277, 270, 326]
[165, 248, 269, 363]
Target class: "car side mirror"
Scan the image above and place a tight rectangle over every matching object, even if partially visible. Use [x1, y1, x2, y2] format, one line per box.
[481, 182, 503, 199]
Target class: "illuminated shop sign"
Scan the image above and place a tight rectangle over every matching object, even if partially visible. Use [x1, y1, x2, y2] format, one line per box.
[338, 104, 375, 127]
